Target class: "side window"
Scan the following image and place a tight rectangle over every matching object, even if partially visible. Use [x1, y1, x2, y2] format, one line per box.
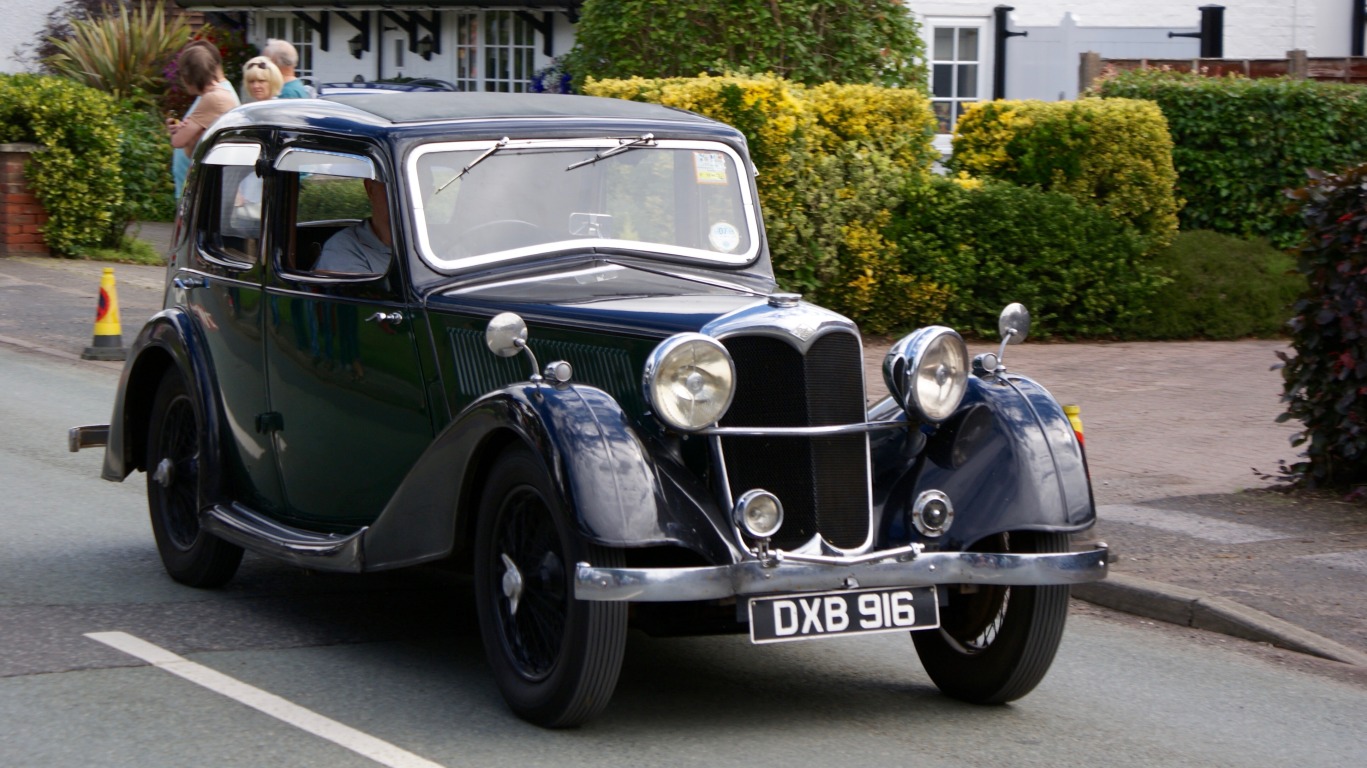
[274, 148, 389, 278]
[198, 143, 264, 266]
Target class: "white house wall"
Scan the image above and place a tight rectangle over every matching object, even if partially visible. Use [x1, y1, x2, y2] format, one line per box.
[1, 0, 65, 73]
[910, 1, 1353, 59]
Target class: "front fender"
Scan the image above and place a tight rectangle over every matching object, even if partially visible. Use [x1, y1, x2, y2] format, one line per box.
[361, 382, 735, 571]
[875, 373, 1095, 551]
[101, 310, 227, 505]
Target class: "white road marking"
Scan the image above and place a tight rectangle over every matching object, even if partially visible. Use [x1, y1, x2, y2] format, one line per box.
[1098, 504, 1289, 544]
[1295, 550, 1367, 574]
[85, 631, 446, 768]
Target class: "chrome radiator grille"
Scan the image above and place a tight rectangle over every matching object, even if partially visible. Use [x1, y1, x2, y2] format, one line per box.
[719, 331, 870, 550]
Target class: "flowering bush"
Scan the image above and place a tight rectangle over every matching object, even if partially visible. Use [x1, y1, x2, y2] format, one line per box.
[530, 58, 572, 94]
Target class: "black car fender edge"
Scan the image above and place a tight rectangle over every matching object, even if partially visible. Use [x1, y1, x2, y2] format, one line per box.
[361, 382, 738, 572]
[874, 373, 1096, 552]
[101, 308, 230, 506]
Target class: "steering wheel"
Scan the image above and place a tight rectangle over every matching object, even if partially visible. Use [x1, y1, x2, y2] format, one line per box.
[460, 219, 543, 252]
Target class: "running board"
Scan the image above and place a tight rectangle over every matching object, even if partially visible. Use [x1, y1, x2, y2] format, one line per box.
[202, 503, 366, 572]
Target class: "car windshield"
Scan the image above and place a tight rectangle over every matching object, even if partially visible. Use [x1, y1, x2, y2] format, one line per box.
[408, 138, 758, 271]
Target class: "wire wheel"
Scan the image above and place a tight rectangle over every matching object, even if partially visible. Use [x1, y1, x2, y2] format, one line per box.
[474, 443, 626, 727]
[912, 531, 1071, 704]
[145, 371, 242, 588]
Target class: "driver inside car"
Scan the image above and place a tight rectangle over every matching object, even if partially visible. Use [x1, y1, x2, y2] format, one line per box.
[315, 178, 393, 274]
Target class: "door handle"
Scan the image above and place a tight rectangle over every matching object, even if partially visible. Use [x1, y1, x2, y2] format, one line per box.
[366, 311, 403, 324]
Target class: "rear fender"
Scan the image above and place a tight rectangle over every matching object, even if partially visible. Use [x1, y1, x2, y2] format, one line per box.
[102, 310, 228, 509]
[361, 383, 737, 571]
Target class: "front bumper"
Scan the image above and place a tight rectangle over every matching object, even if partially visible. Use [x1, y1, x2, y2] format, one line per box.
[575, 543, 1109, 602]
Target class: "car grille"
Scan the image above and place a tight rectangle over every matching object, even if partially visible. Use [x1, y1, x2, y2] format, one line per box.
[719, 331, 870, 550]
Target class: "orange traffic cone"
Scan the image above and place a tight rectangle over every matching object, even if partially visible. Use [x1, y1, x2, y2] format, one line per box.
[81, 267, 126, 361]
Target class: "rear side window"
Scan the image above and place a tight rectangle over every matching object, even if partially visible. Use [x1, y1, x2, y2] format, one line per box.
[197, 143, 264, 267]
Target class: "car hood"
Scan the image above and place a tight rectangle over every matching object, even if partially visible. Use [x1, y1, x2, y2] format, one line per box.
[425, 261, 777, 337]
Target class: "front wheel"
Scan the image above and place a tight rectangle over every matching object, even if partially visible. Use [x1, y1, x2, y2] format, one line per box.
[145, 370, 242, 588]
[474, 443, 627, 728]
[912, 531, 1071, 703]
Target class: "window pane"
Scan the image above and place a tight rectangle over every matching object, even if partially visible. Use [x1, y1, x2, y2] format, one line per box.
[958, 28, 979, 61]
[934, 27, 954, 60]
[957, 65, 978, 97]
[932, 102, 953, 134]
[932, 64, 952, 97]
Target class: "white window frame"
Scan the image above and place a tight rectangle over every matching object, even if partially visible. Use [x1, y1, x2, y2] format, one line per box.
[921, 16, 993, 154]
[260, 14, 316, 86]
[452, 10, 538, 93]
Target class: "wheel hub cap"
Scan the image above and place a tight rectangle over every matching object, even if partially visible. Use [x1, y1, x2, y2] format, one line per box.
[153, 457, 175, 488]
[500, 553, 524, 616]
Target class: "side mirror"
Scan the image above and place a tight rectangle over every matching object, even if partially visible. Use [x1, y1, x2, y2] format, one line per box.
[485, 312, 528, 357]
[998, 302, 1031, 345]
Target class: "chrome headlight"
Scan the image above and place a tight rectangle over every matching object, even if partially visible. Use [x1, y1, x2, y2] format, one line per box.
[643, 333, 736, 431]
[882, 326, 969, 423]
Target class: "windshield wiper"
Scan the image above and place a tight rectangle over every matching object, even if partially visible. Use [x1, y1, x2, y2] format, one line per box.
[565, 133, 655, 171]
[435, 136, 509, 194]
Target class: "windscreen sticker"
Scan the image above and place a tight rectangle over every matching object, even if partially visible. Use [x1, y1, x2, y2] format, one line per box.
[694, 152, 729, 185]
[709, 221, 741, 253]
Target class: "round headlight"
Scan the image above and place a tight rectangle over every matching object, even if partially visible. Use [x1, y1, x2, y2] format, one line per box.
[734, 489, 784, 538]
[883, 326, 969, 423]
[643, 333, 736, 431]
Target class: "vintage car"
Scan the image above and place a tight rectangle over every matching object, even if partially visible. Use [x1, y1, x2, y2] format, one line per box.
[70, 92, 1107, 727]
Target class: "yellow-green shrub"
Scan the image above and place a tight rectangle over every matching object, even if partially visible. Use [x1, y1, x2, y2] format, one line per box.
[950, 98, 1181, 250]
[0, 74, 123, 255]
[584, 74, 942, 332]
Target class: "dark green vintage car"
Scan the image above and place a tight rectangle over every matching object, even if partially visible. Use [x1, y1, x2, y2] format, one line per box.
[70, 92, 1106, 727]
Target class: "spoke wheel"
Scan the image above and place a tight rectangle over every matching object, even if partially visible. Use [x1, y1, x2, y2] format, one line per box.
[474, 443, 626, 728]
[912, 531, 1071, 704]
[145, 371, 242, 588]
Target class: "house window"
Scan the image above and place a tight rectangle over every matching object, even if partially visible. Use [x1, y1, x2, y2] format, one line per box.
[262, 15, 315, 85]
[924, 18, 990, 134]
[453, 11, 537, 92]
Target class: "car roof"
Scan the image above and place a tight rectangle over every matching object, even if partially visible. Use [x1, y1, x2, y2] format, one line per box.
[210, 92, 735, 144]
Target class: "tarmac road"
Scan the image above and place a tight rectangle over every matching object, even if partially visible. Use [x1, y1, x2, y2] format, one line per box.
[3, 225, 1365, 670]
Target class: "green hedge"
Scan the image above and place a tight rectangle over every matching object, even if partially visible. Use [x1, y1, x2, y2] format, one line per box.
[0, 74, 123, 255]
[949, 97, 1180, 251]
[1094, 69, 1367, 248]
[892, 176, 1163, 338]
[1132, 230, 1302, 340]
[585, 74, 945, 332]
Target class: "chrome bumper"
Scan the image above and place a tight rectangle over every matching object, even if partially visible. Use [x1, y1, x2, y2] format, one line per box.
[68, 424, 110, 452]
[575, 543, 1108, 602]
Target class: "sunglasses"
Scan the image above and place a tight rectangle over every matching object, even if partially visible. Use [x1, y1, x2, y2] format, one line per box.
[246, 61, 270, 70]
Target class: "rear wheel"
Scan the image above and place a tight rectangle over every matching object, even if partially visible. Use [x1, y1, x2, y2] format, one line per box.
[912, 531, 1070, 703]
[145, 370, 242, 588]
[474, 443, 627, 727]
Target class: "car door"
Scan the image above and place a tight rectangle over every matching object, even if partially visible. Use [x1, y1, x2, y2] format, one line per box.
[182, 136, 287, 515]
[262, 145, 433, 528]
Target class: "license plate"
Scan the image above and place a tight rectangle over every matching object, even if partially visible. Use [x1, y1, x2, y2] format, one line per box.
[748, 586, 940, 644]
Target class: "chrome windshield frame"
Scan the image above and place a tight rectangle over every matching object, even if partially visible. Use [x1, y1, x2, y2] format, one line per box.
[406, 137, 761, 272]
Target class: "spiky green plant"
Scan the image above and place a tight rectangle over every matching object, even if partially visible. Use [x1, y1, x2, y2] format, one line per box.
[43, 2, 189, 109]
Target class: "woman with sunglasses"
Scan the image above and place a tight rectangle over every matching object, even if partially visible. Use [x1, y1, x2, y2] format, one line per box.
[242, 56, 284, 103]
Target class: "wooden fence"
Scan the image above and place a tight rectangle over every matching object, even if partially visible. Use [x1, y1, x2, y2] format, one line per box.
[1080, 50, 1367, 92]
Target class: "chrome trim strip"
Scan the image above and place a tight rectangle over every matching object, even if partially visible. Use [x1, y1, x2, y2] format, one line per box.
[202, 503, 365, 572]
[574, 545, 1109, 602]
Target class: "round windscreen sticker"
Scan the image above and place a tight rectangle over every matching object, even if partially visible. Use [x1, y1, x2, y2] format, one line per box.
[709, 221, 741, 253]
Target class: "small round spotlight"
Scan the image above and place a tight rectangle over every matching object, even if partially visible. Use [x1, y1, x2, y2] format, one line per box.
[734, 490, 784, 539]
[912, 490, 954, 537]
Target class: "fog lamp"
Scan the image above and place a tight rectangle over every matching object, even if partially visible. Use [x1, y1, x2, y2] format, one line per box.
[912, 490, 954, 537]
[734, 489, 784, 539]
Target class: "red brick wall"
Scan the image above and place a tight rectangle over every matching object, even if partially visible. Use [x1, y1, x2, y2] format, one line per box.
[0, 144, 49, 257]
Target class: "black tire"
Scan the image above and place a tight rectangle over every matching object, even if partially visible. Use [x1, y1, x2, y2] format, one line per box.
[474, 443, 627, 728]
[912, 531, 1071, 704]
[145, 370, 243, 588]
